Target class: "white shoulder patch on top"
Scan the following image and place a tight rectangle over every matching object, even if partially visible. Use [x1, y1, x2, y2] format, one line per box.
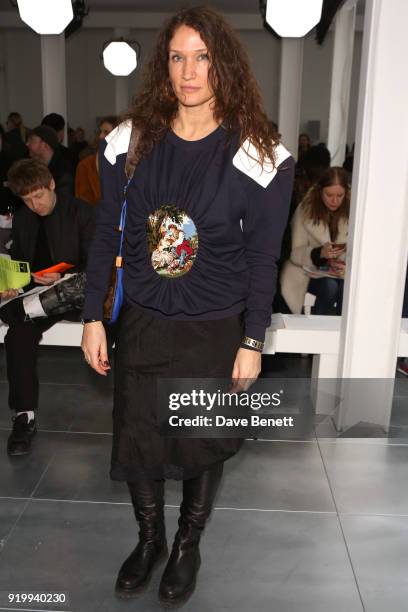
[232, 140, 292, 188]
[104, 120, 132, 165]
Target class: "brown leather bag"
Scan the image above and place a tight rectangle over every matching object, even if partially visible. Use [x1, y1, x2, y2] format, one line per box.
[102, 124, 140, 321]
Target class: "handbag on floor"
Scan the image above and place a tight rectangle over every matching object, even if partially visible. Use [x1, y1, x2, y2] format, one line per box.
[103, 124, 140, 323]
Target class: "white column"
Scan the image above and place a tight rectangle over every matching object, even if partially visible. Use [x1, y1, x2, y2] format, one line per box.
[114, 28, 130, 116]
[327, 1, 356, 165]
[278, 38, 303, 160]
[334, 0, 408, 431]
[41, 34, 67, 144]
[0, 32, 9, 125]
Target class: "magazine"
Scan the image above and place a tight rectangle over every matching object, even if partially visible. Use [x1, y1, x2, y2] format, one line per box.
[0, 257, 31, 292]
[303, 264, 345, 279]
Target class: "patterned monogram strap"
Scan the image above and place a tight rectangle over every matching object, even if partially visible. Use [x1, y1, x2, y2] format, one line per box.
[242, 336, 265, 351]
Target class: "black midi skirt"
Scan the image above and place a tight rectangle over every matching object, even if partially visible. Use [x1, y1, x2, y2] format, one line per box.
[111, 305, 245, 481]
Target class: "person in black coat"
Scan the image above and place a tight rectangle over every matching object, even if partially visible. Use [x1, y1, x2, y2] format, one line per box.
[41, 113, 75, 172]
[0, 158, 94, 456]
[27, 125, 74, 197]
[81, 7, 294, 606]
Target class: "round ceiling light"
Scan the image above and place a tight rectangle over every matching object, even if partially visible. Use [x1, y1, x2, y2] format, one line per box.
[17, 0, 74, 35]
[266, 0, 323, 37]
[102, 41, 138, 76]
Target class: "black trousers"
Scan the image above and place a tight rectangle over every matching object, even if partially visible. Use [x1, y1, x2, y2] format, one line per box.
[4, 315, 66, 413]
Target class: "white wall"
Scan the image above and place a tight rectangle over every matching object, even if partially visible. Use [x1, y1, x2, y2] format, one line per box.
[0, 24, 360, 149]
[300, 29, 363, 148]
[65, 26, 281, 139]
[66, 28, 115, 138]
[0, 29, 42, 130]
[347, 30, 363, 147]
[239, 29, 281, 122]
[300, 31, 334, 144]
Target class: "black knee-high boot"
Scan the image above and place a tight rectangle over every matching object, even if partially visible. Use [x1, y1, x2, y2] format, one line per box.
[115, 476, 168, 598]
[158, 461, 224, 607]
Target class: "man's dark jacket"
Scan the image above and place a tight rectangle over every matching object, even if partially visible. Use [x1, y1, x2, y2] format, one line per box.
[49, 148, 74, 196]
[10, 190, 95, 275]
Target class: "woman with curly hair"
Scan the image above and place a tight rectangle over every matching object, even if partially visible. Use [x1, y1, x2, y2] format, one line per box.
[280, 166, 350, 315]
[81, 6, 294, 606]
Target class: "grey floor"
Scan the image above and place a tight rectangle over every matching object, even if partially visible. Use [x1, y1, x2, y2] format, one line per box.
[0, 346, 408, 612]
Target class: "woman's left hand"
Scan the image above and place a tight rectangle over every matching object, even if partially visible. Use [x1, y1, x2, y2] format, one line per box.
[230, 347, 262, 393]
[328, 259, 346, 276]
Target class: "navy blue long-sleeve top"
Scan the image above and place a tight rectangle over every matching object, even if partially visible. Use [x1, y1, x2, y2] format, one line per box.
[82, 121, 295, 343]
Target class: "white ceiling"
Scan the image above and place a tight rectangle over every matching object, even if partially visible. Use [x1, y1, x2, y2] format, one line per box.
[0, 0, 256, 12]
[87, 0, 260, 12]
[0, 0, 366, 15]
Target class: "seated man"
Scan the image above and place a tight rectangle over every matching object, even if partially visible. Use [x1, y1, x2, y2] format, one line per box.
[0, 158, 94, 456]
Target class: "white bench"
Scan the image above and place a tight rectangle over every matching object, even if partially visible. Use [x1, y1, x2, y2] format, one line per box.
[0, 320, 84, 346]
[1, 314, 407, 357]
[1, 315, 407, 418]
[265, 313, 408, 360]
[1, 314, 338, 351]
[264, 314, 408, 415]
[264, 314, 344, 414]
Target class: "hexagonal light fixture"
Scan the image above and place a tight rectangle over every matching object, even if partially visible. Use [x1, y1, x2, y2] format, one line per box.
[266, 0, 323, 37]
[17, 0, 73, 35]
[102, 39, 140, 77]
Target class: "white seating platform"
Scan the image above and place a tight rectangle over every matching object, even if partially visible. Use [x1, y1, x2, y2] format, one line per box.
[1, 315, 407, 357]
[0, 314, 408, 406]
[266, 313, 408, 360]
[0, 316, 407, 417]
[0, 320, 84, 346]
[265, 314, 341, 356]
[265, 314, 408, 416]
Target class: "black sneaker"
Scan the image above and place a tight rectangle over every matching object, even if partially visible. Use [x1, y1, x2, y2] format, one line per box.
[7, 413, 37, 456]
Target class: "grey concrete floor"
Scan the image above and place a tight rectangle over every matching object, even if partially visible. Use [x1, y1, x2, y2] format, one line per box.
[0, 346, 407, 612]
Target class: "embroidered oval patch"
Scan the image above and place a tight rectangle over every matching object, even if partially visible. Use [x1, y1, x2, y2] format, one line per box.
[147, 206, 198, 278]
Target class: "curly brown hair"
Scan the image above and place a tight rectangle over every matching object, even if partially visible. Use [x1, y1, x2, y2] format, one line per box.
[125, 6, 279, 168]
[301, 166, 350, 241]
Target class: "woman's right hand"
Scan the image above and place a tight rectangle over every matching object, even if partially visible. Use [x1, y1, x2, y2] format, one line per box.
[321, 242, 335, 259]
[81, 321, 111, 376]
[0, 288, 19, 300]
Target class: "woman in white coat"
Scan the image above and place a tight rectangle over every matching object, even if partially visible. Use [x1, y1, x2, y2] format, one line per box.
[280, 167, 350, 315]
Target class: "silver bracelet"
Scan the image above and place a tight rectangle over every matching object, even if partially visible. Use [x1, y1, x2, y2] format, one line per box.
[242, 336, 264, 351]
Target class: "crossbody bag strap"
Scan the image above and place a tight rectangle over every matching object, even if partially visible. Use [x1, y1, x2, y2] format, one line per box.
[116, 124, 141, 264]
